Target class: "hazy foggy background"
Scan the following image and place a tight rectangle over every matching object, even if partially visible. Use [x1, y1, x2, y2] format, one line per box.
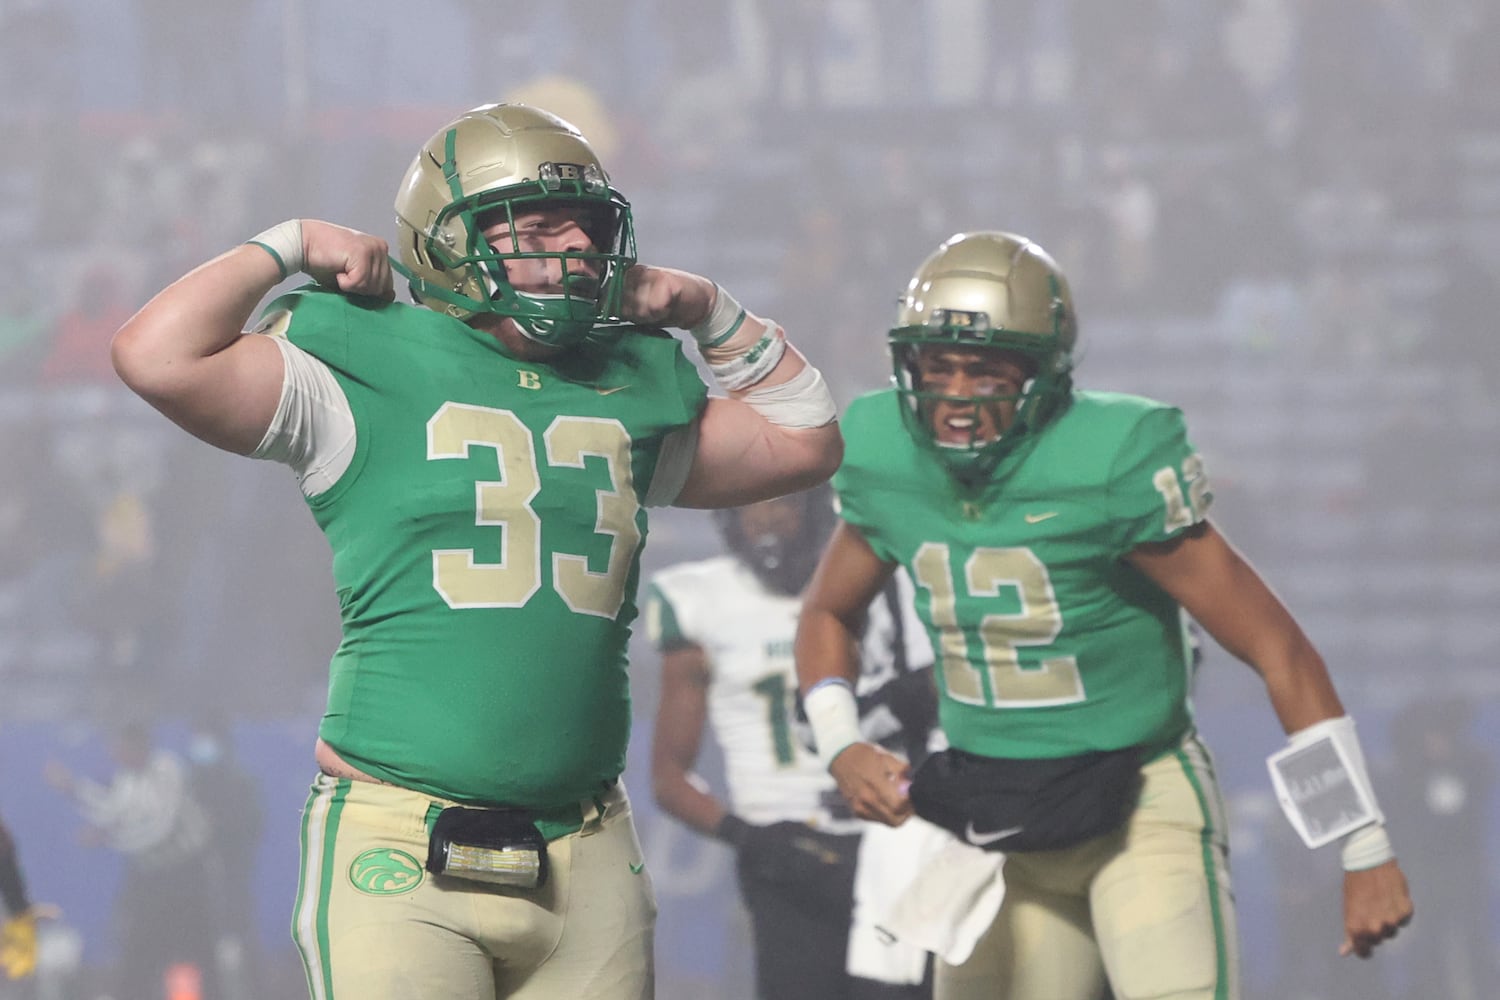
[1, 1, 1497, 998]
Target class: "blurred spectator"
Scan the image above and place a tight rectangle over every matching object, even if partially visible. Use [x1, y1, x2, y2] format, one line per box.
[754, 2, 827, 107]
[1427, 241, 1500, 391]
[1261, 812, 1395, 1000]
[46, 722, 217, 1000]
[0, 810, 38, 981]
[1221, 0, 1302, 145]
[40, 261, 138, 386]
[1303, 256, 1393, 369]
[136, 0, 257, 129]
[0, 276, 52, 387]
[185, 716, 264, 1000]
[1387, 700, 1494, 999]
[0, 1, 75, 122]
[1298, 0, 1432, 143]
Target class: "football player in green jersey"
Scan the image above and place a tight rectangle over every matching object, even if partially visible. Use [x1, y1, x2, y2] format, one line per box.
[0, 813, 39, 981]
[111, 102, 841, 1000]
[794, 232, 1413, 1000]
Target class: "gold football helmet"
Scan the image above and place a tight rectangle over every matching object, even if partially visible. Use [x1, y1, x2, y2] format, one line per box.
[393, 102, 635, 348]
[889, 231, 1077, 480]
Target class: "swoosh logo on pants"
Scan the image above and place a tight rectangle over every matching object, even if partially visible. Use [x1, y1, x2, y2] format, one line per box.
[964, 822, 1024, 847]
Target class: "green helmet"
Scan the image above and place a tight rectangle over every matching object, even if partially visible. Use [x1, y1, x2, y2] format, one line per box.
[889, 231, 1077, 481]
[393, 102, 636, 349]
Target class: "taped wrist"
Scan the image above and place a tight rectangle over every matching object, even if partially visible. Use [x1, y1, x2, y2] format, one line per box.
[687, 285, 787, 391]
[742, 363, 837, 428]
[803, 677, 862, 771]
[247, 220, 306, 281]
[1341, 823, 1395, 872]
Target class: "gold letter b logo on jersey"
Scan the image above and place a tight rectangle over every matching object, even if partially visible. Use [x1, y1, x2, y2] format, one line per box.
[518, 370, 542, 390]
[349, 848, 424, 896]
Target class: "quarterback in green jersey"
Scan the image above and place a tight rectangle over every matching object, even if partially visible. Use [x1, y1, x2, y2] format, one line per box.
[794, 232, 1413, 1000]
[112, 102, 841, 1000]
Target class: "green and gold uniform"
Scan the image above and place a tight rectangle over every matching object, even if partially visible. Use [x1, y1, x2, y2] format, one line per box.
[838, 388, 1239, 1000]
[269, 289, 705, 1000]
[279, 287, 704, 808]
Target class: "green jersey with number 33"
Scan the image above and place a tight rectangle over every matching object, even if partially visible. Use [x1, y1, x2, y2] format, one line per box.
[836, 388, 1211, 760]
[266, 288, 707, 808]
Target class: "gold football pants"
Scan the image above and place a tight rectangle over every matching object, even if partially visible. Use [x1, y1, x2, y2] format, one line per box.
[292, 774, 656, 1000]
[938, 733, 1239, 1000]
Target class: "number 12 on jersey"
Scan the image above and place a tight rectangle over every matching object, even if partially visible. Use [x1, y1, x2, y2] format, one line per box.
[911, 543, 1086, 709]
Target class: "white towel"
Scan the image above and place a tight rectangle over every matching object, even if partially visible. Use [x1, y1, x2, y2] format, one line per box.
[877, 827, 1007, 968]
[846, 818, 948, 983]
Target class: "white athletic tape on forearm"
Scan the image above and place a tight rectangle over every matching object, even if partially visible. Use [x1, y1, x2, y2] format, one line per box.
[247, 220, 305, 281]
[1268, 715, 1386, 850]
[741, 362, 837, 428]
[688, 284, 788, 389]
[804, 677, 862, 771]
[707, 324, 786, 392]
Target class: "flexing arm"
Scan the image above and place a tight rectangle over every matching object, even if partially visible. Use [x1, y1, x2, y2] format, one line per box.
[111, 220, 393, 454]
[1128, 521, 1414, 959]
[621, 267, 842, 507]
[794, 522, 911, 825]
[650, 642, 731, 837]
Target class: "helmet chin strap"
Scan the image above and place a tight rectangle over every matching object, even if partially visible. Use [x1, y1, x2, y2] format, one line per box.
[391, 254, 600, 346]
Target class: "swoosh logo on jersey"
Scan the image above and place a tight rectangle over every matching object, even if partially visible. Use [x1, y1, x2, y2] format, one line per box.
[1024, 511, 1060, 524]
[595, 384, 631, 396]
[629, 861, 645, 874]
[964, 822, 1024, 847]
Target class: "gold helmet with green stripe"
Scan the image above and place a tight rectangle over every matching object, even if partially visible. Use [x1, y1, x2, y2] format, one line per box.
[890, 231, 1077, 481]
[393, 103, 635, 348]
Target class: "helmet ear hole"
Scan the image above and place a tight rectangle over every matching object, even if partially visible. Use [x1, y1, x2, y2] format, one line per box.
[407, 231, 440, 272]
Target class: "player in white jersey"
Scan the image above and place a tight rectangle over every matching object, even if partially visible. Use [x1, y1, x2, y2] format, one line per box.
[647, 485, 936, 999]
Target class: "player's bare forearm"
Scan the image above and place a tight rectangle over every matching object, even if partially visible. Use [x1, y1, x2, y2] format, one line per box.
[652, 765, 728, 838]
[650, 646, 727, 837]
[795, 522, 894, 694]
[794, 605, 861, 692]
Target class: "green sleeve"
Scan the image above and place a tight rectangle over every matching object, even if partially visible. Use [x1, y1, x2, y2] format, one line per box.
[1106, 405, 1213, 554]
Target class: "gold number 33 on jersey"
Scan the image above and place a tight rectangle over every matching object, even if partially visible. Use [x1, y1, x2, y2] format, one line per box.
[427, 402, 640, 619]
